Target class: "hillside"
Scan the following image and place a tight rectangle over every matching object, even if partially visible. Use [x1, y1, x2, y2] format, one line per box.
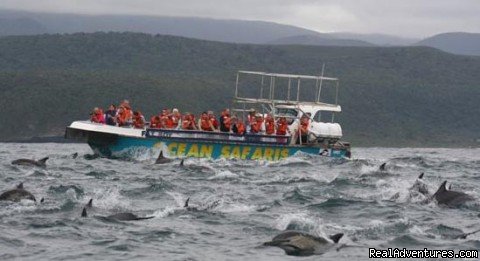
[417, 32, 480, 56]
[0, 32, 479, 147]
[267, 34, 374, 47]
[0, 9, 319, 44]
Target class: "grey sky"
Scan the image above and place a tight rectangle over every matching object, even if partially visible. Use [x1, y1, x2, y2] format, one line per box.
[1, 0, 479, 37]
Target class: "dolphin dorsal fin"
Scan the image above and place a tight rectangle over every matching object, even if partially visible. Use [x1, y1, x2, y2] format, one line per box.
[329, 233, 344, 243]
[184, 197, 190, 207]
[38, 157, 49, 163]
[87, 198, 93, 207]
[434, 181, 448, 196]
[418, 173, 424, 179]
[158, 151, 164, 159]
[17, 182, 24, 189]
[81, 207, 88, 217]
[180, 159, 184, 166]
[379, 163, 386, 171]
[40, 198, 44, 203]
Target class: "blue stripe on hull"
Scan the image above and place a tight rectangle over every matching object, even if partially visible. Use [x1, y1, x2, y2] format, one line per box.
[89, 136, 348, 160]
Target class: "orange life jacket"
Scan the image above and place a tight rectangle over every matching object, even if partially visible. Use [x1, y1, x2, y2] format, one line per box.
[276, 120, 288, 135]
[182, 115, 195, 130]
[265, 119, 275, 135]
[222, 115, 231, 130]
[299, 119, 309, 135]
[164, 116, 176, 129]
[210, 116, 219, 129]
[200, 116, 213, 131]
[150, 116, 161, 128]
[133, 114, 145, 129]
[117, 109, 131, 126]
[235, 122, 245, 135]
[250, 120, 262, 133]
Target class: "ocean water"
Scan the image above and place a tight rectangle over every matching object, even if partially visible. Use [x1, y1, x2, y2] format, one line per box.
[0, 143, 479, 260]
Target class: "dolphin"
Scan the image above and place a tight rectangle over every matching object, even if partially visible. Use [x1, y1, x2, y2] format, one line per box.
[455, 229, 480, 239]
[264, 230, 344, 256]
[155, 151, 173, 164]
[409, 173, 430, 197]
[183, 197, 220, 212]
[180, 159, 184, 167]
[432, 181, 474, 207]
[11, 157, 49, 167]
[0, 182, 37, 202]
[81, 200, 153, 221]
[71, 153, 78, 159]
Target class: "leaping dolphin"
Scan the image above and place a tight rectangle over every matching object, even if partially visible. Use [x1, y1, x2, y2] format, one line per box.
[0, 182, 37, 202]
[155, 151, 173, 164]
[264, 230, 344, 256]
[11, 157, 49, 167]
[432, 181, 474, 207]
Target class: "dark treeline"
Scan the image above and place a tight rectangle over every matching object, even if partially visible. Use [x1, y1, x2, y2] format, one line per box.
[0, 32, 479, 146]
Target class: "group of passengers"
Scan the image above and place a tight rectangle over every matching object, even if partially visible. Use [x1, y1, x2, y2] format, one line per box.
[90, 102, 306, 137]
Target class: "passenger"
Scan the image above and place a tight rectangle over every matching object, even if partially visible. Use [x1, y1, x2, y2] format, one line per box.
[117, 106, 132, 127]
[219, 108, 231, 132]
[231, 116, 245, 135]
[132, 111, 145, 129]
[297, 115, 310, 144]
[207, 111, 219, 130]
[246, 108, 256, 132]
[120, 99, 131, 110]
[164, 109, 176, 129]
[149, 115, 162, 128]
[90, 107, 105, 124]
[172, 108, 182, 129]
[160, 109, 169, 128]
[276, 117, 288, 136]
[182, 113, 197, 130]
[105, 104, 117, 126]
[198, 112, 215, 131]
[265, 114, 276, 135]
[250, 114, 265, 134]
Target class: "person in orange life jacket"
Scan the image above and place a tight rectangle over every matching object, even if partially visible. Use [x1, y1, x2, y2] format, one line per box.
[231, 116, 246, 135]
[276, 116, 288, 136]
[120, 99, 131, 110]
[246, 108, 256, 132]
[172, 108, 182, 129]
[164, 110, 177, 129]
[182, 113, 197, 130]
[160, 109, 169, 128]
[264, 114, 276, 135]
[250, 114, 266, 134]
[297, 114, 310, 144]
[219, 108, 231, 132]
[117, 106, 132, 127]
[150, 115, 162, 128]
[208, 110, 219, 130]
[90, 107, 105, 124]
[198, 112, 215, 131]
[133, 111, 145, 129]
[105, 104, 117, 126]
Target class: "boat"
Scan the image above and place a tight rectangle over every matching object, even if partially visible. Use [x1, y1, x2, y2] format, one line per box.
[65, 70, 351, 161]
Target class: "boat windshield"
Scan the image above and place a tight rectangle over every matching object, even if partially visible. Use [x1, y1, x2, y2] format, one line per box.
[275, 108, 299, 118]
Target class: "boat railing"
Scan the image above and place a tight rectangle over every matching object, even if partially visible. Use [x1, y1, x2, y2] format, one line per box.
[145, 128, 290, 145]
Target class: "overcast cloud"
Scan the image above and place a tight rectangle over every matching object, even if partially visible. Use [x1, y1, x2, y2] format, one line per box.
[1, 0, 479, 37]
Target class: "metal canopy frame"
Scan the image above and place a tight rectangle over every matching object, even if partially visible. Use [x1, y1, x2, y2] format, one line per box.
[233, 70, 341, 120]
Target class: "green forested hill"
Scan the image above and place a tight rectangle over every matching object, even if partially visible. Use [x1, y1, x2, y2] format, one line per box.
[0, 32, 479, 146]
